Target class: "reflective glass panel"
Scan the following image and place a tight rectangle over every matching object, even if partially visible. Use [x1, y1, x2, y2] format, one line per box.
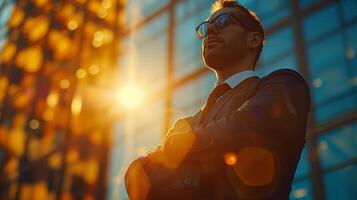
[345, 23, 357, 80]
[318, 122, 357, 169]
[0, 1, 14, 26]
[315, 94, 357, 123]
[341, 0, 357, 23]
[308, 33, 349, 104]
[257, 54, 298, 77]
[172, 72, 215, 123]
[307, 31, 357, 122]
[0, 1, 14, 52]
[303, 4, 339, 43]
[107, 99, 164, 200]
[299, 0, 320, 9]
[125, 0, 168, 26]
[324, 165, 357, 200]
[242, 0, 291, 27]
[107, 128, 127, 200]
[294, 146, 310, 178]
[261, 26, 294, 64]
[119, 14, 168, 91]
[0, 27, 7, 51]
[174, 0, 208, 80]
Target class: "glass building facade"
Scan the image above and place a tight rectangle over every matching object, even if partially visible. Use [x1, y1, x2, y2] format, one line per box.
[109, 0, 357, 199]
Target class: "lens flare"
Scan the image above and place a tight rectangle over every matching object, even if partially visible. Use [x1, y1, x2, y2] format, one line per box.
[224, 152, 237, 166]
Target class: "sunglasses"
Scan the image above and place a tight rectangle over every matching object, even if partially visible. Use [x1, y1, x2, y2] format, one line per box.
[195, 13, 240, 40]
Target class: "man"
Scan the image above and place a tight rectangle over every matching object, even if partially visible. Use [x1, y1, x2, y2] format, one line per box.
[125, 0, 310, 199]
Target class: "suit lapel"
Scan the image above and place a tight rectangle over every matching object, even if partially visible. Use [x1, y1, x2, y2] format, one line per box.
[202, 77, 260, 123]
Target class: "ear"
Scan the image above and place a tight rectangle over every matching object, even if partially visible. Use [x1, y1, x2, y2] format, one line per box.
[247, 32, 263, 49]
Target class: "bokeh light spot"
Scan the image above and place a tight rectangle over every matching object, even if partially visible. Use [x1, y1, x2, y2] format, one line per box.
[233, 147, 275, 186]
[293, 188, 307, 198]
[43, 109, 54, 121]
[76, 68, 87, 79]
[29, 119, 40, 130]
[60, 79, 70, 89]
[224, 152, 237, 166]
[67, 20, 78, 30]
[88, 64, 100, 75]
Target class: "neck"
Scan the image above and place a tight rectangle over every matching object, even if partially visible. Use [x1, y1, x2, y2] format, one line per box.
[215, 61, 254, 83]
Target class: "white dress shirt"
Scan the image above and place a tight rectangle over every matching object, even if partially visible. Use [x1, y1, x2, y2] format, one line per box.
[215, 70, 258, 101]
[221, 70, 258, 88]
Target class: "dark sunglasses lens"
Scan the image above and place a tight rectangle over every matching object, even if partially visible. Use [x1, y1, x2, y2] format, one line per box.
[216, 14, 232, 29]
[197, 22, 208, 39]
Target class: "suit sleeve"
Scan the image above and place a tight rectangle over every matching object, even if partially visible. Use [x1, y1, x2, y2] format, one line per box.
[194, 70, 310, 199]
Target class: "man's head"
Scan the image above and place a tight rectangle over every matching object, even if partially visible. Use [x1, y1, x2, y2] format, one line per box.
[198, 0, 265, 71]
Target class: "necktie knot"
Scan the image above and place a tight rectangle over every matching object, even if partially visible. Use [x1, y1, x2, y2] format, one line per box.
[204, 83, 231, 116]
[209, 83, 231, 103]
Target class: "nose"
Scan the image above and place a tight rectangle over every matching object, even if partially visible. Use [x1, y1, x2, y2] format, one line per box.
[206, 22, 218, 37]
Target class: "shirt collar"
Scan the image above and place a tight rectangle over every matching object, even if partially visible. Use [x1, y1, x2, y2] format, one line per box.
[220, 70, 258, 88]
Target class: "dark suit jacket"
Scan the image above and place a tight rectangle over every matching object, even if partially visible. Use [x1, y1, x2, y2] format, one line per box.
[126, 69, 310, 200]
[168, 68, 310, 199]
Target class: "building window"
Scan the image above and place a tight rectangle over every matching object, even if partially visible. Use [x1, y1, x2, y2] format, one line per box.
[318, 123, 357, 169]
[323, 165, 357, 200]
[173, 72, 215, 121]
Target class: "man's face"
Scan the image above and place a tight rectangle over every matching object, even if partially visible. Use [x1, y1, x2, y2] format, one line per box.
[202, 7, 249, 70]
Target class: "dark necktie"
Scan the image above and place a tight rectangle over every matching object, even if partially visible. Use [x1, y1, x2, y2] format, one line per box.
[202, 83, 231, 119]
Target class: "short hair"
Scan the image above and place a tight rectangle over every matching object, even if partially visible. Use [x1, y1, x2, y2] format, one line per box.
[211, 0, 265, 67]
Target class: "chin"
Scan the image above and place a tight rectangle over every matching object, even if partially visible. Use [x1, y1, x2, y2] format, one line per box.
[203, 50, 231, 70]
[203, 48, 220, 66]
[203, 46, 247, 70]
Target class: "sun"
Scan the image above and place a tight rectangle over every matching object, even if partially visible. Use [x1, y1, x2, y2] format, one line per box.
[117, 84, 144, 109]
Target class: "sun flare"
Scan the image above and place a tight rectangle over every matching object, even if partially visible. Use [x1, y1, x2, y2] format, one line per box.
[117, 85, 144, 109]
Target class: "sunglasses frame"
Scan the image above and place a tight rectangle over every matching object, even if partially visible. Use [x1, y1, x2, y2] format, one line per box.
[195, 12, 242, 40]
